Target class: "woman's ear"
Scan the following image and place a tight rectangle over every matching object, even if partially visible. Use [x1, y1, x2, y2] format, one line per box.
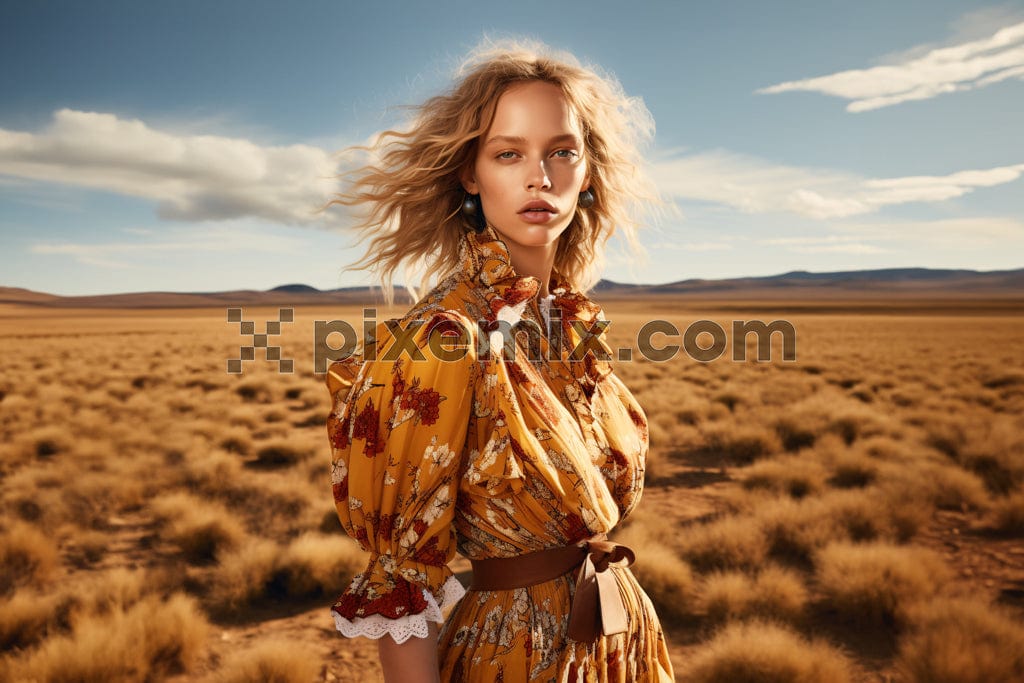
[460, 165, 478, 194]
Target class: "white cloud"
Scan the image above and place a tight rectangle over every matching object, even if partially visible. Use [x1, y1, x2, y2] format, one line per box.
[648, 240, 733, 252]
[789, 243, 890, 254]
[0, 109, 360, 226]
[650, 148, 1024, 219]
[756, 233, 892, 254]
[756, 216, 1024, 257]
[733, 215, 1024, 264]
[30, 223, 305, 269]
[755, 19, 1024, 111]
[759, 234, 895, 246]
[837, 216, 1024, 247]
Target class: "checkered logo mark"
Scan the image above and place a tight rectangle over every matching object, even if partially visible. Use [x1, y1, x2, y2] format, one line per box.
[227, 307, 294, 374]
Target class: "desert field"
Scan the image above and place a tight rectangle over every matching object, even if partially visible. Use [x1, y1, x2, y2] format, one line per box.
[1, 298, 1023, 682]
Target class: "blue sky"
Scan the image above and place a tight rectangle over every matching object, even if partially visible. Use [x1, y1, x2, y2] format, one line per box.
[1, 0, 1022, 296]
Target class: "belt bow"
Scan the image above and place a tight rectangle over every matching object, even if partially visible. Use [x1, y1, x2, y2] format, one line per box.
[467, 531, 637, 643]
[567, 533, 636, 642]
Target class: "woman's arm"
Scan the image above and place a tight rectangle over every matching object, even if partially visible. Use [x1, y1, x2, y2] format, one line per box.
[377, 621, 441, 683]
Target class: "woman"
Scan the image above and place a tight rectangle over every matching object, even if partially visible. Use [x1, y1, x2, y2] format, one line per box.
[323, 37, 673, 682]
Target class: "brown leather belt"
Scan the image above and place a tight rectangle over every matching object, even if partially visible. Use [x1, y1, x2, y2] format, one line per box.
[468, 532, 636, 642]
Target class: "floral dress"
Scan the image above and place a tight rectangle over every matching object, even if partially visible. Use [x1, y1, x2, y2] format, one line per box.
[326, 225, 674, 682]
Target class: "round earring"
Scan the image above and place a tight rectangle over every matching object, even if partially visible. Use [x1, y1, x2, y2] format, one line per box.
[578, 189, 595, 209]
[461, 192, 487, 233]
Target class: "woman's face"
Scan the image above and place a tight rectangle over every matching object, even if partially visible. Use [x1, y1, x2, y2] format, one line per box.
[462, 80, 590, 252]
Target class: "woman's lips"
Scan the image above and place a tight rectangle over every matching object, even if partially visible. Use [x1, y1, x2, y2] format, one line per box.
[519, 209, 556, 223]
[519, 199, 557, 213]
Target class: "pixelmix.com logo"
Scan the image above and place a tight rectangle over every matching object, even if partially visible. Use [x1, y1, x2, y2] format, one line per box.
[226, 307, 796, 374]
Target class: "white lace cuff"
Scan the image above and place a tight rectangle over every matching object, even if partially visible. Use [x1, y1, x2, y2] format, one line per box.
[332, 574, 466, 643]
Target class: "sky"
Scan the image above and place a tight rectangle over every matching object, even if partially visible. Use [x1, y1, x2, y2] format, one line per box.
[1, 0, 1023, 296]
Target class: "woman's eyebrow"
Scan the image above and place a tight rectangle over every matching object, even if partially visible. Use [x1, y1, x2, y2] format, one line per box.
[484, 133, 581, 147]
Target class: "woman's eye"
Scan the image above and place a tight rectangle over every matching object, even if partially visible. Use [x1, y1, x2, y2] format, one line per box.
[554, 149, 578, 159]
[497, 151, 517, 159]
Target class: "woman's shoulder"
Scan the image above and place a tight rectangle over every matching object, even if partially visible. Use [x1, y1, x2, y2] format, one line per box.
[397, 271, 490, 339]
[325, 274, 485, 403]
[356, 273, 481, 364]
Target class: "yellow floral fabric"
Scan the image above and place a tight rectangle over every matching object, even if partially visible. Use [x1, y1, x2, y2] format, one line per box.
[326, 225, 674, 681]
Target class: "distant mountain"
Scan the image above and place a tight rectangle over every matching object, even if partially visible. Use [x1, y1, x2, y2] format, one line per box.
[2, 266, 1022, 308]
[269, 283, 321, 293]
[595, 266, 1024, 300]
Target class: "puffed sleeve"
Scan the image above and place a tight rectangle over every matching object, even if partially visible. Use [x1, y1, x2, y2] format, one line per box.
[325, 310, 475, 643]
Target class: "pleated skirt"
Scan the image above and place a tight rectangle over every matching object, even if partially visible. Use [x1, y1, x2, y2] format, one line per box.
[438, 564, 674, 682]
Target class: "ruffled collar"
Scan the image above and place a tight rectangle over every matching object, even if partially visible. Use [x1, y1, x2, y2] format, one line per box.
[458, 225, 602, 324]
[458, 226, 613, 397]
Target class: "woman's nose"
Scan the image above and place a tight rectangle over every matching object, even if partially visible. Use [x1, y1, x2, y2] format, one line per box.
[526, 159, 552, 190]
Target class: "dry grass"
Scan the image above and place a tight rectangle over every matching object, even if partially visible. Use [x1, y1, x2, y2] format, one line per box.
[0, 590, 66, 650]
[699, 424, 782, 467]
[712, 487, 928, 570]
[64, 528, 109, 568]
[0, 566, 165, 653]
[772, 416, 817, 452]
[73, 566, 152, 614]
[895, 597, 1024, 683]
[738, 455, 829, 499]
[825, 451, 878, 489]
[0, 521, 59, 594]
[698, 564, 808, 625]
[684, 619, 854, 683]
[207, 532, 365, 612]
[921, 414, 1024, 495]
[1, 592, 209, 682]
[982, 489, 1024, 535]
[2, 303, 1023, 681]
[150, 492, 246, 564]
[875, 458, 992, 512]
[676, 513, 771, 572]
[813, 541, 954, 628]
[213, 637, 322, 682]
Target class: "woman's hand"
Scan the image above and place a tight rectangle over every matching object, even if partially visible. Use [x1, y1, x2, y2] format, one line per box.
[377, 620, 441, 683]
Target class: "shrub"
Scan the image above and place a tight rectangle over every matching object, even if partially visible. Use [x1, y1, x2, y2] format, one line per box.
[877, 460, 990, 512]
[208, 533, 364, 612]
[150, 492, 246, 564]
[755, 499, 832, 568]
[686, 619, 854, 683]
[699, 564, 807, 625]
[248, 441, 311, 469]
[739, 456, 828, 500]
[963, 452, 1020, 496]
[677, 514, 770, 572]
[814, 541, 953, 629]
[984, 489, 1024, 536]
[0, 591, 64, 649]
[826, 452, 877, 489]
[214, 638, 320, 682]
[218, 428, 252, 455]
[0, 522, 58, 594]
[773, 417, 817, 452]
[896, 597, 1024, 683]
[702, 426, 780, 466]
[66, 529, 108, 568]
[26, 425, 74, 459]
[235, 379, 272, 403]
[77, 567, 150, 614]
[3, 592, 209, 682]
[270, 532, 366, 600]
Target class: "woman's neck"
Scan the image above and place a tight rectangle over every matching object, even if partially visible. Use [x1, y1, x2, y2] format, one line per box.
[500, 238, 558, 298]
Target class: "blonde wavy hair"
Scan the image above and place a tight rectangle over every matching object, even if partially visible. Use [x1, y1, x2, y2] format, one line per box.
[321, 36, 665, 306]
